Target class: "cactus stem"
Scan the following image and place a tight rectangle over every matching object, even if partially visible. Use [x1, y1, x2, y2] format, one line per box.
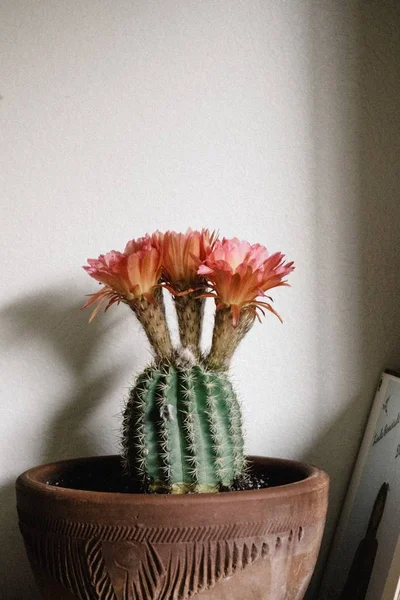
[181, 368, 199, 486]
[123, 362, 245, 491]
[156, 375, 172, 483]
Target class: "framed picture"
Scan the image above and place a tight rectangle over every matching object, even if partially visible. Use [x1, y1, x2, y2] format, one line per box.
[381, 535, 400, 600]
[320, 371, 400, 600]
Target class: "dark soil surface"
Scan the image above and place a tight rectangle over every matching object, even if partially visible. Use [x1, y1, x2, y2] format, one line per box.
[47, 457, 305, 494]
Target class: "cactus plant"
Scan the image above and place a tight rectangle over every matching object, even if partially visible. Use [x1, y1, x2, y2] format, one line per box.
[122, 362, 244, 493]
[83, 230, 294, 493]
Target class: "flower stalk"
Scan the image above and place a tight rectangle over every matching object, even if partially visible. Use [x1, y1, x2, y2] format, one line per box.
[173, 292, 204, 358]
[129, 288, 173, 360]
[206, 306, 255, 370]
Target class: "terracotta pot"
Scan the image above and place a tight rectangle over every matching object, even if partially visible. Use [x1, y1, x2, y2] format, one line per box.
[16, 455, 328, 600]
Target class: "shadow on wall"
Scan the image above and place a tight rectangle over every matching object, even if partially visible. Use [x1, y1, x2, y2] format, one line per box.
[0, 290, 133, 599]
[305, 2, 400, 598]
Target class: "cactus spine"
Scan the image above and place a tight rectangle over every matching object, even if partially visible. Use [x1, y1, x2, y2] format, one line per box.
[122, 363, 245, 493]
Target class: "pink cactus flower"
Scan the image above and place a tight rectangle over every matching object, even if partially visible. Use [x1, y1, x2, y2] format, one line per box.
[198, 238, 294, 326]
[123, 234, 153, 256]
[83, 239, 162, 321]
[155, 228, 216, 292]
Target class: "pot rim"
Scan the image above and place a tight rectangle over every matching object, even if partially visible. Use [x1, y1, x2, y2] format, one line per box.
[16, 455, 329, 505]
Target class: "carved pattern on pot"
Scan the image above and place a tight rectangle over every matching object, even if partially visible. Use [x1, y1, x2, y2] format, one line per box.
[18, 510, 312, 542]
[19, 515, 306, 599]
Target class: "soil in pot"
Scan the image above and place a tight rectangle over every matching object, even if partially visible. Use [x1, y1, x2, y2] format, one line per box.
[45, 455, 306, 494]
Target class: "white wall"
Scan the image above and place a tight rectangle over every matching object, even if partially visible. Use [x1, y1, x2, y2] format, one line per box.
[1, 1, 399, 598]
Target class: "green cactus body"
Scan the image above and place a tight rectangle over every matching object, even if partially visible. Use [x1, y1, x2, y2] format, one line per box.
[122, 363, 245, 493]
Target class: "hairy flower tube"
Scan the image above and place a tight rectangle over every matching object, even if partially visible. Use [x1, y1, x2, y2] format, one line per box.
[83, 237, 172, 359]
[198, 237, 294, 369]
